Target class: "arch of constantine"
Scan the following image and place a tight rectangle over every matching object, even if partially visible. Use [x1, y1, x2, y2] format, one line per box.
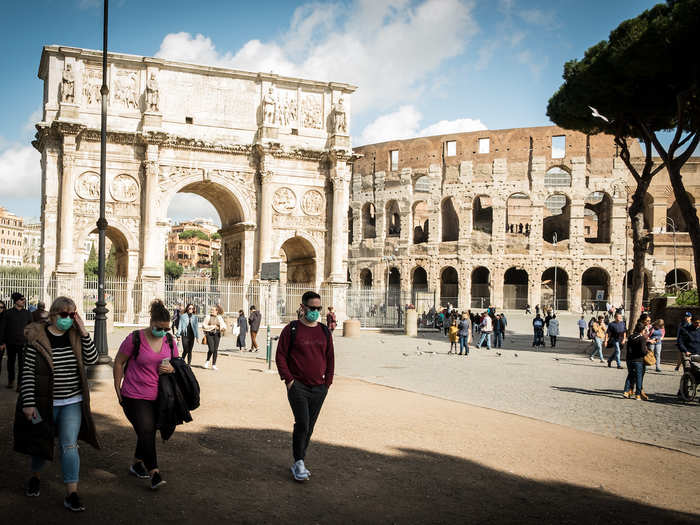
[34, 46, 355, 321]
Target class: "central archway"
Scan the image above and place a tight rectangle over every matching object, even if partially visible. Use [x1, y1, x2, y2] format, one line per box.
[541, 267, 568, 310]
[471, 266, 490, 309]
[440, 266, 459, 307]
[280, 236, 316, 284]
[504, 267, 528, 309]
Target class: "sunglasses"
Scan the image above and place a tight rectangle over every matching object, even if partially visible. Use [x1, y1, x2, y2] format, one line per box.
[57, 311, 76, 319]
[304, 305, 323, 312]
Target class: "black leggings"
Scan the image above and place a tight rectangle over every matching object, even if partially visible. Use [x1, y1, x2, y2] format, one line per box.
[122, 396, 158, 471]
[180, 335, 195, 365]
[206, 332, 221, 365]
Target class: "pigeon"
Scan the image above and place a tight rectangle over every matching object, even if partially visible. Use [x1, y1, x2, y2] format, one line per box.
[427, 342, 432, 346]
[402, 352, 409, 357]
[554, 356, 560, 361]
[514, 353, 518, 357]
[496, 352, 502, 357]
[380, 340, 385, 344]
[589, 105, 609, 123]
[416, 351, 423, 356]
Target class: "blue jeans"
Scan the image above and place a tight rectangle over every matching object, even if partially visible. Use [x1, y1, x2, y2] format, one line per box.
[653, 343, 662, 371]
[608, 341, 622, 367]
[31, 402, 82, 483]
[459, 335, 469, 355]
[590, 337, 604, 360]
[477, 332, 491, 349]
[624, 361, 645, 394]
[494, 332, 503, 348]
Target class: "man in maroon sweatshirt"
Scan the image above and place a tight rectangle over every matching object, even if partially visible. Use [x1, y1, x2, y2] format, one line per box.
[275, 291, 334, 482]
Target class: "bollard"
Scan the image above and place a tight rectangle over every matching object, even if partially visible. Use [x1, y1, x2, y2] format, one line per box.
[266, 325, 272, 370]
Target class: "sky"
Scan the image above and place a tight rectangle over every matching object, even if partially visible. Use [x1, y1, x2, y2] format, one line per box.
[0, 0, 663, 225]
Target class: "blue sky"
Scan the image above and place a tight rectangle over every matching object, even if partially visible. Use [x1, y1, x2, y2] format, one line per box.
[0, 0, 661, 223]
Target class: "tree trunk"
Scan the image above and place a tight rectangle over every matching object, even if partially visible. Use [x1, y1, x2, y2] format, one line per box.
[628, 189, 651, 330]
[667, 165, 700, 293]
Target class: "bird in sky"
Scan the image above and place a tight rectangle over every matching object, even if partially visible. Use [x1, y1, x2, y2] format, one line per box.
[589, 106, 610, 123]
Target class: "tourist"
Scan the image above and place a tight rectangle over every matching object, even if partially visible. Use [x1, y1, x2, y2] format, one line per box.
[649, 319, 665, 372]
[275, 291, 334, 482]
[326, 306, 337, 333]
[677, 314, 700, 362]
[248, 305, 261, 352]
[0, 292, 33, 389]
[605, 312, 627, 369]
[17, 296, 99, 511]
[675, 311, 693, 371]
[577, 315, 587, 340]
[525, 303, 531, 314]
[548, 314, 560, 348]
[113, 299, 176, 490]
[532, 314, 545, 348]
[476, 312, 493, 350]
[177, 303, 198, 365]
[457, 313, 471, 356]
[448, 319, 459, 354]
[171, 303, 184, 334]
[589, 316, 606, 362]
[535, 304, 540, 315]
[623, 321, 650, 400]
[493, 313, 505, 348]
[202, 306, 226, 370]
[31, 301, 47, 323]
[237, 310, 248, 351]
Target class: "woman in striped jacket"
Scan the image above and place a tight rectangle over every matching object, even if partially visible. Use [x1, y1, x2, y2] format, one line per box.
[15, 296, 99, 512]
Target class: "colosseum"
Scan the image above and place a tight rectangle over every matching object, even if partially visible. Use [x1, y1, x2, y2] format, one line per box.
[347, 126, 699, 320]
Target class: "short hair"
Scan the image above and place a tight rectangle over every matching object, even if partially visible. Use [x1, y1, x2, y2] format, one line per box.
[301, 291, 321, 305]
[150, 299, 170, 323]
[49, 296, 76, 317]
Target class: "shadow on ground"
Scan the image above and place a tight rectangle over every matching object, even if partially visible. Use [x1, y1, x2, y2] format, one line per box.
[1, 394, 697, 524]
[551, 385, 693, 407]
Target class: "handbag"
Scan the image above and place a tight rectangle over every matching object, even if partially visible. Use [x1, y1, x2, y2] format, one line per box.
[643, 349, 656, 367]
[201, 335, 207, 345]
[233, 324, 240, 337]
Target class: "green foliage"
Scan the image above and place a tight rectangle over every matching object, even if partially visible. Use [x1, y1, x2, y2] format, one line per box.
[179, 230, 209, 241]
[164, 260, 184, 280]
[0, 266, 39, 277]
[676, 288, 699, 306]
[211, 251, 220, 281]
[211, 232, 221, 240]
[105, 245, 117, 277]
[84, 244, 98, 277]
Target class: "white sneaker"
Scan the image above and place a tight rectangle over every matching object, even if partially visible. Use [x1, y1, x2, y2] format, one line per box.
[204, 361, 210, 369]
[291, 460, 309, 481]
[212, 365, 218, 370]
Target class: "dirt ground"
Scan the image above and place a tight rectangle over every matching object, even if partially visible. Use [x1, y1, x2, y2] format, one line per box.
[1, 352, 698, 524]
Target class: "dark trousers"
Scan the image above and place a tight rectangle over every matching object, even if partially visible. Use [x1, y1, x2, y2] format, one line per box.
[287, 381, 328, 462]
[205, 332, 221, 365]
[122, 396, 159, 471]
[494, 332, 504, 348]
[579, 327, 585, 339]
[624, 360, 645, 395]
[1, 344, 24, 384]
[180, 334, 195, 365]
[550, 335, 557, 347]
[250, 331, 259, 350]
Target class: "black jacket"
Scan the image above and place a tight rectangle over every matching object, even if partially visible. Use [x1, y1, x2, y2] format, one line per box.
[157, 373, 192, 441]
[1, 307, 33, 345]
[625, 333, 648, 362]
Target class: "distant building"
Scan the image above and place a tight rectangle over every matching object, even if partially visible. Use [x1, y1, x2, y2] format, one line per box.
[22, 222, 41, 267]
[0, 206, 24, 267]
[166, 221, 221, 271]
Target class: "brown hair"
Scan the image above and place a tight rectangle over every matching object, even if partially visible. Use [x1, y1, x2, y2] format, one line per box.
[49, 296, 77, 318]
[150, 299, 170, 323]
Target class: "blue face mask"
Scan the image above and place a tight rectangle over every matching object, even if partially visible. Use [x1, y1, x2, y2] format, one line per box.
[305, 309, 320, 322]
[56, 317, 73, 331]
[152, 327, 167, 338]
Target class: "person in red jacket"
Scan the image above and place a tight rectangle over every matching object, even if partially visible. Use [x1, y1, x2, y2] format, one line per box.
[275, 291, 334, 482]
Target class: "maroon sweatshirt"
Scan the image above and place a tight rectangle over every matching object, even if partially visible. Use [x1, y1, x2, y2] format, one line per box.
[275, 322, 334, 387]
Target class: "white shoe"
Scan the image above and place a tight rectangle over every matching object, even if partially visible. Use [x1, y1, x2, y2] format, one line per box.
[291, 460, 309, 481]
[204, 361, 210, 369]
[212, 365, 218, 370]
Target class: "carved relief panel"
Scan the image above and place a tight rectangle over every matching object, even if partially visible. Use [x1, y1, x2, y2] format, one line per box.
[272, 187, 297, 214]
[110, 174, 139, 202]
[301, 92, 323, 129]
[224, 240, 242, 279]
[82, 66, 102, 107]
[111, 68, 139, 111]
[301, 190, 324, 216]
[75, 172, 100, 200]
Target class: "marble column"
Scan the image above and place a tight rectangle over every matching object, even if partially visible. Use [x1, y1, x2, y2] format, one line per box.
[140, 153, 161, 278]
[56, 140, 76, 274]
[329, 165, 350, 282]
[258, 171, 274, 274]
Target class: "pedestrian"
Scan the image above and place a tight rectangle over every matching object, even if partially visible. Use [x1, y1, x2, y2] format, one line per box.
[113, 299, 176, 490]
[177, 303, 198, 365]
[457, 313, 471, 356]
[577, 315, 586, 340]
[589, 316, 606, 362]
[275, 291, 334, 482]
[649, 319, 665, 373]
[677, 314, 700, 365]
[548, 314, 560, 348]
[16, 296, 99, 511]
[675, 311, 693, 371]
[605, 312, 627, 369]
[476, 312, 493, 349]
[532, 314, 545, 348]
[525, 303, 531, 314]
[171, 303, 183, 334]
[447, 320, 459, 354]
[248, 305, 262, 352]
[202, 306, 226, 370]
[623, 321, 650, 400]
[0, 292, 33, 389]
[237, 310, 248, 351]
[493, 313, 505, 348]
[326, 306, 337, 333]
[31, 301, 47, 323]
[535, 304, 540, 315]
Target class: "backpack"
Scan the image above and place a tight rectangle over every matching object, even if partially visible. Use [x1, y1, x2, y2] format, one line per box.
[288, 320, 331, 358]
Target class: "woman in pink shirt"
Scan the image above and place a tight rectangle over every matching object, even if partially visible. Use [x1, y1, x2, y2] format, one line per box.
[113, 299, 177, 490]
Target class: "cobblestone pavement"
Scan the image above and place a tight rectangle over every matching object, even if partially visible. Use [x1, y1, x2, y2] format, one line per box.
[107, 312, 699, 456]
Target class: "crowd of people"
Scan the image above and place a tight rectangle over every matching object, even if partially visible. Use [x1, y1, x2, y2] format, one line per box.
[433, 304, 509, 355]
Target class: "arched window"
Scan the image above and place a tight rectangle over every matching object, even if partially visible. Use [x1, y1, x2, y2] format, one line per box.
[413, 201, 430, 244]
[543, 194, 570, 243]
[584, 192, 612, 243]
[362, 203, 376, 239]
[386, 200, 401, 237]
[544, 167, 571, 187]
[441, 198, 459, 242]
[473, 195, 493, 234]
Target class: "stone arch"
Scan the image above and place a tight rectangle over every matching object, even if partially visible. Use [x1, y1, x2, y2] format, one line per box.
[506, 192, 532, 234]
[279, 235, 317, 284]
[541, 267, 569, 311]
[413, 201, 430, 244]
[581, 267, 610, 310]
[386, 200, 401, 237]
[414, 174, 431, 193]
[584, 191, 612, 243]
[504, 267, 528, 309]
[624, 269, 652, 304]
[664, 268, 693, 290]
[359, 268, 373, 288]
[440, 266, 459, 307]
[441, 197, 459, 242]
[76, 219, 137, 280]
[544, 166, 572, 188]
[411, 265, 429, 293]
[471, 266, 490, 309]
[543, 193, 570, 243]
[667, 192, 695, 232]
[473, 195, 493, 234]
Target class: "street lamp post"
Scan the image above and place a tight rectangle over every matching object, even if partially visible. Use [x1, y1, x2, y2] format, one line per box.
[552, 232, 557, 311]
[93, 0, 110, 364]
[667, 217, 677, 293]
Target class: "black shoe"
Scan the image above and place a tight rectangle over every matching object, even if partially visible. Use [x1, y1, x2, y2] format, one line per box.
[25, 476, 40, 497]
[64, 492, 85, 512]
[617, 365, 623, 369]
[150, 471, 166, 490]
[129, 462, 150, 479]
[607, 361, 612, 368]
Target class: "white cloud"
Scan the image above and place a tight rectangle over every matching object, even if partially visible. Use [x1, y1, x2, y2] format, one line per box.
[519, 8, 557, 27]
[22, 107, 42, 139]
[154, 0, 479, 115]
[516, 50, 547, 78]
[0, 144, 41, 199]
[358, 105, 486, 145]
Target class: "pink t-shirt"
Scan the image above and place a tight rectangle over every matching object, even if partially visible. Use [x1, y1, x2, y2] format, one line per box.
[119, 330, 179, 401]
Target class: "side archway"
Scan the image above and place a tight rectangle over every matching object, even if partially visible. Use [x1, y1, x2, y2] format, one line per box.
[471, 266, 490, 309]
[504, 267, 528, 309]
[541, 267, 569, 311]
[440, 266, 459, 307]
[581, 267, 610, 310]
[441, 198, 459, 242]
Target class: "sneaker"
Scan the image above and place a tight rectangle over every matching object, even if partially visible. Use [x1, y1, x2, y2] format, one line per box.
[599, 359, 604, 363]
[203, 360, 210, 369]
[25, 476, 40, 497]
[622, 390, 632, 399]
[291, 460, 309, 482]
[64, 492, 85, 512]
[129, 462, 150, 479]
[640, 390, 649, 401]
[589, 356, 594, 361]
[212, 365, 218, 370]
[617, 366, 623, 369]
[150, 471, 166, 490]
[635, 395, 641, 400]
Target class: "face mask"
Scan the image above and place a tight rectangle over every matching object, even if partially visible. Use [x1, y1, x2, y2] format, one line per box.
[152, 327, 167, 338]
[305, 309, 320, 322]
[56, 317, 73, 331]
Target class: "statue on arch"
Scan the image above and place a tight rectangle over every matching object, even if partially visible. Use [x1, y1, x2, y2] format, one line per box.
[61, 63, 75, 103]
[333, 97, 347, 134]
[263, 86, 277, 125]
[146, 71, 160, 112]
